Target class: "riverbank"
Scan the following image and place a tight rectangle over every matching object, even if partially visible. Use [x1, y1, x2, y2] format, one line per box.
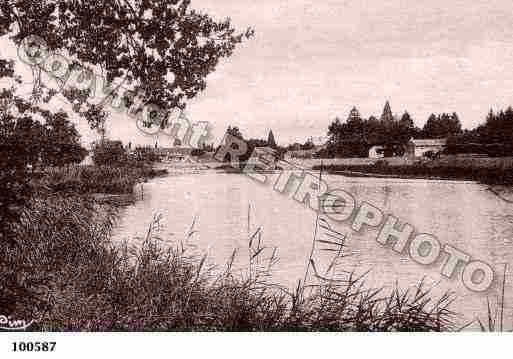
[36, 164, 168, 196]
[314, 161, 513, 186]
[9, 200, 457, 331]
[2, 164, 460, 331]
[312, 158, 513, 186]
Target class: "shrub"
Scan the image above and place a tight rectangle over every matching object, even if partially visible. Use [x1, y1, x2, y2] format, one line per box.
[40, 165, 164, 194]
[92, 141, 127, 166]
[41, 111, 88, 167]
[191, 148, 206, 157]
[132, 146, 161, 163]
[1, 194, 116, 320]
[423, 150, 440, 160]
[374, 159, 389, 168]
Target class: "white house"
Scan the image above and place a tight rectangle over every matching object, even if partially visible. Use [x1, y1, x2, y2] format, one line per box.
[369, 146, 384, 159]
[407, 139, 447, 158]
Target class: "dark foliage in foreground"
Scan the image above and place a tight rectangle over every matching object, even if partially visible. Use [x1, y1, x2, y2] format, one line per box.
[2, 195, 456, 331]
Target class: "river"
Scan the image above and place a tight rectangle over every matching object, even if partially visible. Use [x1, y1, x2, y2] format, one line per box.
[112, 168, 513, 329]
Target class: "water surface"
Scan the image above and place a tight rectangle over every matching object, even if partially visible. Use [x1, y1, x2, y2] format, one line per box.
[112, 169, 513, 329]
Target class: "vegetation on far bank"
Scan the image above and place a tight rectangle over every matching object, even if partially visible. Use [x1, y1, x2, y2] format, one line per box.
[315, 160, 513, 186]
[39, 164, 167, 195]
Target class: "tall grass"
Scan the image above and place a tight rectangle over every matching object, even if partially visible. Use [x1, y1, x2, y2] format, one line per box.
[38, 164, 167, 195]
[475, 263, 510, 332]
[2, 193, 458, 331]
[0, 194, 117, 321]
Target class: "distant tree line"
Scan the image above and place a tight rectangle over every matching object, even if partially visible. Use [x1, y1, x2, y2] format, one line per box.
[286, 139, 316, 152]
[422, 113, 462, 139]
[318, 105, 464, 158]
[445, 107, 513, 157]
[218, 126, 284, 162]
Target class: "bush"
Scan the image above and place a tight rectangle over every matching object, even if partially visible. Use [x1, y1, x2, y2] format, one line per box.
[191, 148, 206, 157]
[41, 112, 88, 167]
[423, 150, 440, 160]
[374, 159, 389, 168]
[40, 165, 165, 194]
[1, 194, 117, 320]
[132, 146, 161, 163]
[92, 141, 127, 166]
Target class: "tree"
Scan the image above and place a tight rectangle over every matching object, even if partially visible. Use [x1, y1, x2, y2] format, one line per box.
[446, 107, 513, 156]
[422, 113, 462, 138]
[0, 87, 74, 247]
[400, 111, 414, 129]
[81, 104, 109, 142]
[226, 126, 244, 140]
[267, 129, 277, 148]
[322, 105, 420, 158]
[347, 106, 362, 125]
[92, 140, 126, 166]
[41, 111, 88, 167]
[0, 109, 32, 245]
[380, 101, 394, 122]
[287, 143, 302, 151]
[1, 0, 254, 130]
[13, 116, 45, 168]
[301, 139, 315, 150]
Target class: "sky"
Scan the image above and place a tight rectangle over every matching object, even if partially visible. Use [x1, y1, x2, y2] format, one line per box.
[186, 0, 513, 144]
[3, 0, 513, 146]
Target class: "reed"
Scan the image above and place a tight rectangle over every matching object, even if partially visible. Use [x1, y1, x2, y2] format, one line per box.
[3, 193, 458, 331]
[476, 263, 510, 332]
[38, 164, 167, 195]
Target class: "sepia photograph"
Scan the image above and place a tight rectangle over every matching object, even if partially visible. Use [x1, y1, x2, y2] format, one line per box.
[0, 0, 512, 353]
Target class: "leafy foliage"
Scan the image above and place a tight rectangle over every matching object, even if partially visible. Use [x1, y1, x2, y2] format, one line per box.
[41, 111, 88, 167]
[92, 140, 127, 166]
[1, 0, 253, 131]
[445, 107, 513, 156]
[318, 105, 465, 158]
[421, 113, 462, 139]
[322, 110, 415, 158]
[0, 77, 85, 246]
[132, 146, 161, 163]
[0, 110, 32, 245]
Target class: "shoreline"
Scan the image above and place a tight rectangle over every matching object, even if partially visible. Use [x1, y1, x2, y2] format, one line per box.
[314, 163, 513, 187]
[324, 169, 477, 182]
[11, 162, 505, 331]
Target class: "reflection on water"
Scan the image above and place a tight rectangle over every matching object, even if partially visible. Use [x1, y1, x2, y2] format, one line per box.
[112, 170, 513, 329]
